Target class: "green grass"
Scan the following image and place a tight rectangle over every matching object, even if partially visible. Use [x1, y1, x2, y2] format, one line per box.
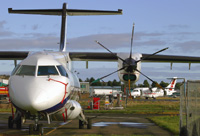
[148, 116, 180, 135]
[83, 100, 180, 115]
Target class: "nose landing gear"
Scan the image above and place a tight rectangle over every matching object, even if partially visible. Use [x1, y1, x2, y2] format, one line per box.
[29, 115, 44, 135]
[78, 110, 92, 129]
[29, 123, 43, 135]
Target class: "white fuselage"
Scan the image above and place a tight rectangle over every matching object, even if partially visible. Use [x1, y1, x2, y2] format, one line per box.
[9, 51, 80, 115]
[131, 87, 164, 98]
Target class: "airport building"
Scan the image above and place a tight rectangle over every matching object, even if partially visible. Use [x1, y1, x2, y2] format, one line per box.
[80, 82, 90, 93]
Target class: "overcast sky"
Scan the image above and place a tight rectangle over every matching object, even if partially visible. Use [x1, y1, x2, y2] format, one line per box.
[0, 0, 200, 84]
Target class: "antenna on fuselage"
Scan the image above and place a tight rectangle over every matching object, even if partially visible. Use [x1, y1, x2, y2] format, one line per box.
[8, 3, 122, 52]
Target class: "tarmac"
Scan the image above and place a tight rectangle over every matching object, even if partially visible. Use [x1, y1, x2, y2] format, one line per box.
[0, 113, 173, 136]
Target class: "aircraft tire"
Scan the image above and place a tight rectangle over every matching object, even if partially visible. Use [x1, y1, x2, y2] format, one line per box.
[8, 116, 13, 129]
[16, 116, 22, 129]
[29, 124, 34, 135]
[38, 124, 44, 135]
[79, 120, 84, 129]
[145, 97, 148, 100]
[87, 118, 92, 129]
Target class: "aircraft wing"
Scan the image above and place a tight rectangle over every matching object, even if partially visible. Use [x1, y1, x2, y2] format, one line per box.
[141, 54, 200, 63]
[69, 52, 200, 63]
[0, 51, 29, 60]
[0, 51, 200, 63]
[69, 52, 118, 61]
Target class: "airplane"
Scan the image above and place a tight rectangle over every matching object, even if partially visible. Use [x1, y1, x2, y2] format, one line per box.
[131, 77, 177, 99]
[1, 3, 200, 135]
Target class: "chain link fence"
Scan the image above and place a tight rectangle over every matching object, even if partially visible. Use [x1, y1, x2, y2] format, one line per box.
[180, 80, 200, 136]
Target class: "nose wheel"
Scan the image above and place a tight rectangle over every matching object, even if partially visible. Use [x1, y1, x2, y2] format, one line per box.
[79, 118, 92, 129]
[8, 114, 22, 129]
[29, 115, 44, 135]
[29, 124, 43, 135]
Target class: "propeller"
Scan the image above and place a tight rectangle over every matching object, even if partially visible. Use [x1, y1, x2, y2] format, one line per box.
[93, 23, 168, 92]
[129, 23, 135, 59]
[90, 66, 127, 85]
[136, 47, 169, 63]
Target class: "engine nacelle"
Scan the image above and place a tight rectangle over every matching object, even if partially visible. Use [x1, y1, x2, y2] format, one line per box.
[117, 53, 142, 85]
[52, 100, 82, 121]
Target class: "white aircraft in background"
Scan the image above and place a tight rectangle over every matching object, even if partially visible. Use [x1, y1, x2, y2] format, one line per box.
[131, 77, 177, 99]
[0, 3, 200, 135]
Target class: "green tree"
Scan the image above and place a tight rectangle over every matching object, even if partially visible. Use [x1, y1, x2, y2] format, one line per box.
[160, 81, 169, 88]
[151, 82, 157, 88]
[175, 82, 182, 90]
[85, 78, 90, 82]
[143, 80, 150, 87]
[107, 81, 112, 86]
[79, 78, 83, 82]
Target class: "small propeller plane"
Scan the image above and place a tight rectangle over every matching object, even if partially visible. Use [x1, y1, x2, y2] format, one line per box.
[131, 77, 178, 99]
[0, 3, 200, 135]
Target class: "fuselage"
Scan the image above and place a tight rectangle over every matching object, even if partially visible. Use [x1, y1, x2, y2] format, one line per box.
[9, 51, 80, 114]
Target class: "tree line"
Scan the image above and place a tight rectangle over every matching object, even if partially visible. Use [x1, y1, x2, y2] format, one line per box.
[79, 77, 182, 89]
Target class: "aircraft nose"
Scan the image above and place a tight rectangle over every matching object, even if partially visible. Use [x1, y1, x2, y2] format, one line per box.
[9, 76, 68, 114]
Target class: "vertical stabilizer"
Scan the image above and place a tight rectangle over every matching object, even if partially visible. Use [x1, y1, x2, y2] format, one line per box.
[8, 3, 122, 52]
[165, 77, 177, 94]
[60, 3, 67, 51]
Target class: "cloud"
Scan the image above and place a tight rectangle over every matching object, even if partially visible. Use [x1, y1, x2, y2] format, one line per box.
[167, 24, 189, 30]
[32, 24, 39, 30]
[175, 40, 200, 52]
[0, 20, 14, 37]
[0, 36, 59, 50]
[67, 32, 167, 51]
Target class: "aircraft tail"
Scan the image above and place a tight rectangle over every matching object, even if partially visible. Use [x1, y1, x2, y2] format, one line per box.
[8, 3, 122, 52]
[165, 77, 177, 93]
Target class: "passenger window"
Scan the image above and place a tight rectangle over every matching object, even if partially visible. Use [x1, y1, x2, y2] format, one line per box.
[16, 65, 36, 76]
[57, 65, 68, 77]
[38, 66, 59, 76]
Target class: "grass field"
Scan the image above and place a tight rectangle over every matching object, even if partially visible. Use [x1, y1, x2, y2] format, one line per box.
[0, 96, 180, 135]
[80, 96, 180, 135]
[148, 116, 180, 135]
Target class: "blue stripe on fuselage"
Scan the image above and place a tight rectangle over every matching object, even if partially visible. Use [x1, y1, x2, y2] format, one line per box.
[41, 96, 70, 113]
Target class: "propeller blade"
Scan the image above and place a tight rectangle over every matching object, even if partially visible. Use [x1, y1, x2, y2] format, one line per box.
[135, 69, 165, 90]
[129, 23, 135, 59]
[136, 47, 169, 63]
[95, 40, 128, 64]
[90, 66, 126, 85]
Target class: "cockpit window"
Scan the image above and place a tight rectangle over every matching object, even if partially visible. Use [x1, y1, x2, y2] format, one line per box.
[57, 65, 68, 77]
[11, 64, 21, 75]
[37, 66, 59, 76]
[16, 65, 36, 76]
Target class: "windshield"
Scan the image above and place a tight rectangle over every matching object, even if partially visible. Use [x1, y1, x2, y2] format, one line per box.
[57, 65, 68, 77]
[16, 65, 36, 76]
[37, 66, 59, 76]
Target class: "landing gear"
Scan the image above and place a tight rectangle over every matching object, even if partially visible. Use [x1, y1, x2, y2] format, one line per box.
[79, 120, 84, 129]
[79, 118, 92, 129]
[16, 116, 22, 129]
[29, 124, 44, 135]
[78, 110, 92, 129]
[8, 111, 22, 129]
[29, 115, 44, 135]
[8, 116, 14, 129]
[87, 118, 92, 129]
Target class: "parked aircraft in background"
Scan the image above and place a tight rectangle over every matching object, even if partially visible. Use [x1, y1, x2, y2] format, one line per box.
[131, 77, 177, 99]
[0, 3, 200, 135]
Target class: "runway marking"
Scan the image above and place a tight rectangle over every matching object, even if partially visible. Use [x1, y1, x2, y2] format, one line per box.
[45, 120, 72, 135]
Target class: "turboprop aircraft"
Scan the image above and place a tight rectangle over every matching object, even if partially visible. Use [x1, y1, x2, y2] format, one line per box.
[1, 3, 200, 135]
[131, 77, 177, 99]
